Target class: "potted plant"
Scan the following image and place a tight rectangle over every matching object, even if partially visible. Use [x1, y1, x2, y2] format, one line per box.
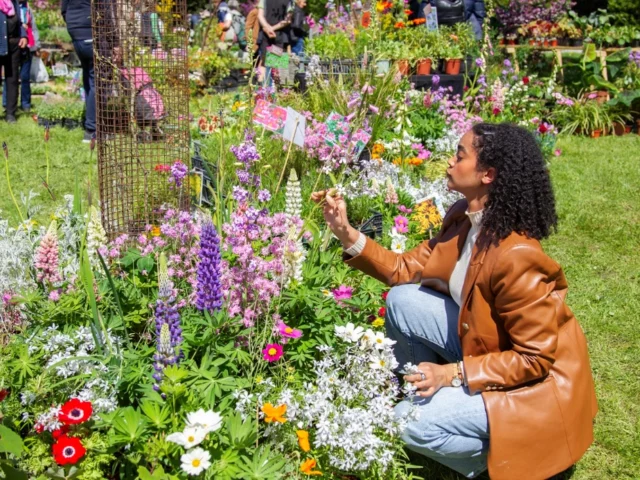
[506, 32, 518, 46]
[442, 44, 463, 75]
[415, 46, 434, 75]
[374, 41, 401, 75]
[395, 43, 412, 76]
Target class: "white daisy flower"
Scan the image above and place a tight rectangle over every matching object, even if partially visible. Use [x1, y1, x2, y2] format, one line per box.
[359, 328, 376, 350]
[180, 447, 211, 476]
[166, 426, 207, 449]
[371, 331, 396, 350]
[185, 409, 223, 434]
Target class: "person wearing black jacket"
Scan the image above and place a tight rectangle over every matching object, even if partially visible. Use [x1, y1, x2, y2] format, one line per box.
[0, 0, 28, 123]
[61, 0, 95, 142]
[290, 0, 307, 56]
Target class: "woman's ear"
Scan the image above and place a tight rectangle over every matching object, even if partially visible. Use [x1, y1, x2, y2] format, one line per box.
[482, 167, 496, 185]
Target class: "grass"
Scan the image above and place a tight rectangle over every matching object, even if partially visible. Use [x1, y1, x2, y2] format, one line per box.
[1, 117, 639, 479]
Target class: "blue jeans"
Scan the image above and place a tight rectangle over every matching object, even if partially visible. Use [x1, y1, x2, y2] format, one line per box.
[72, 39, 96, 133]
[2, 49, 32, 109]
[291, 37, 304, 56]
[386, 284, 489, 478]
[464, 0, 485, 40]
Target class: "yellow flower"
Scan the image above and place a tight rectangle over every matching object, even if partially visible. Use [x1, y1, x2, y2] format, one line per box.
[261, 403, 287, 423]
[411, 200, 443, 234]
[151, 226, 161, 237]
[300, 458, 322, 476]
[372, 317, 385, 328]
[296, 430, 311, 452]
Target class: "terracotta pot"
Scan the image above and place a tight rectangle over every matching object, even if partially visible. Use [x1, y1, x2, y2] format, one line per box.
[444, 59, 461, 75]
[416, 58, 432, 75]
[543, 39, 550, 47]
[499, 39, 505, 46]
[625, 125, 632, 134]
[397, 59, 410, 76]
[529, 39, 535, 46]
[550, 39, 558, 47]
[590, 129, 602, 138]
[613, 122, 626, 136]
[507, 39, 516, 46]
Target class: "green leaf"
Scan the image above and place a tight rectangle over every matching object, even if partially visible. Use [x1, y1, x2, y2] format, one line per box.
[0, 425, 23, 457]
[137, 466, 179, 480]
[238, 445, 286, 480]
[112, 407, 147, 444]
[209, 449, 243, 480]
[140, 399, 171, 430]
[225, 412, 257, 450]
[137, 256, 155, 273]
[0, 461, 28, 480]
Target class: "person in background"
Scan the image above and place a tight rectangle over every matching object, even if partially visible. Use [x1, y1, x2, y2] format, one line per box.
[216, 0, 234, 42]
[2, 0, 38, 114]
[0, 0, 28, 123]
[228, 0, 246, 49]
[61, 0, 95, 142]
[289, 0, 308, 56]
[245, 0, 261, 55]
[256, 0, 291, 80]
[464, 0, 485, 40]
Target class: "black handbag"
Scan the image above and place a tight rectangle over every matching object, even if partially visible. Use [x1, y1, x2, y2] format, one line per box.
[435, 0, 464, 26]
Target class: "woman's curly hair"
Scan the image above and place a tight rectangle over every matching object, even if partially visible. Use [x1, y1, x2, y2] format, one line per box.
[472, 123, 557, 245]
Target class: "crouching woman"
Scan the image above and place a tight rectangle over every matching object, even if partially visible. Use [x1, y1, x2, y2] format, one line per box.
[311, 123, 597, 480]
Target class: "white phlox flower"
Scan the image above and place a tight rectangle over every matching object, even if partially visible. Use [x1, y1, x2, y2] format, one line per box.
[371, 331, 396, 350]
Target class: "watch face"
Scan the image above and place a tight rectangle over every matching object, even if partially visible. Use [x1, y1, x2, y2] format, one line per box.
[451, 377, 462, 387]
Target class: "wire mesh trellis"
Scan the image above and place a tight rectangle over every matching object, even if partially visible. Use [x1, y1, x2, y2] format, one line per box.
[93, 0, 191, 238]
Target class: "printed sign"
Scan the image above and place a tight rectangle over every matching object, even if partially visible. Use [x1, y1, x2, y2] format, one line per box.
[324, 112, 350, 147]
[283, 107, 306, 148]
[252, 99, 288, 134]
[425, 6, 438, 31]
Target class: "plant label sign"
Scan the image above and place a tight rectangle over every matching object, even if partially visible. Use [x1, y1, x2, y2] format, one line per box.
[265, 51, 290, 69]
[284, 107, 306, 148]
[425, 6, 438, 31]
[253, 99, 288, 135]
[324, 112, 350, 147]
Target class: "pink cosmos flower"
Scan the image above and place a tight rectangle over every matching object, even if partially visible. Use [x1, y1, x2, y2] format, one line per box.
[394, 215, 409, 233]
[276, 320, 303, 339]
[262, 343, 284, 362]
[332, 285, 354, 302]
[554, 149, 562, 156]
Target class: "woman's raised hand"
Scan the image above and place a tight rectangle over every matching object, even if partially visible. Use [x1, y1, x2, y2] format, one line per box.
[310, 190, 360, 248]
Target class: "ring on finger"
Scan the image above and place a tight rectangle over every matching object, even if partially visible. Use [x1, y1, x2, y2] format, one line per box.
[419, 372, 426, 382]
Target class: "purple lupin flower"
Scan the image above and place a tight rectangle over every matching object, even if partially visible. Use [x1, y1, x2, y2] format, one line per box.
[153, 253, 183, 395]
[170, 160, 188, 188]
[196, 221, 223, 312]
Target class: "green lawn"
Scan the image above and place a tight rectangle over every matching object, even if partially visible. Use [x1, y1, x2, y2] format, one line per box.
[0, 117, 639, 479]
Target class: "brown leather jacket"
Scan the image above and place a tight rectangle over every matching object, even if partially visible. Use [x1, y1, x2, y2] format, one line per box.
[345, 200, 597, 480]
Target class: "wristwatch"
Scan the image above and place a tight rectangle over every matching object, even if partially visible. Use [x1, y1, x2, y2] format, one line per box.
[451, 362, 463, 388]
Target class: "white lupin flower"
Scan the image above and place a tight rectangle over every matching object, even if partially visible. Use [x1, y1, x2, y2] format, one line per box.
[180, 447, 211, 476]
[86, 206, 107, 267]
[185, 409, 223, 434]
[166, 426, 207, 449]
[284, 169, 302, 218]
[335, 323, 364, 343]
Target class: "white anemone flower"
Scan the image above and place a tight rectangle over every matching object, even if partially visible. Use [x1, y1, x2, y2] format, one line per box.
[359, 328, 377, 350]
[186, 409, 223, 434]
[166, 426, 207, 449]
[335, 323, 364, 343]
[180, 447, 211, 476]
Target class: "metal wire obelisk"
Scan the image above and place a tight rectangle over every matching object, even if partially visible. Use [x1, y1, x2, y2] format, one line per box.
[92, 0, 191, 238]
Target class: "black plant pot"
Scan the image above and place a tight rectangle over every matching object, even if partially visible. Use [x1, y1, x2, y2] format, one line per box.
[570, 39, 584, 47]
[632, 40, 640, 47]
[358, 211, 383, 239]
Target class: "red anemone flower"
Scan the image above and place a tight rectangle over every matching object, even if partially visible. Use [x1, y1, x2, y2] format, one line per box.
[52, 436, 86, 465]
[59, 398, 93, 425]
[378, 306, 387, 317]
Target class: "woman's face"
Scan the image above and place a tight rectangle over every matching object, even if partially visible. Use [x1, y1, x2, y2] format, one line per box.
[446, 130, 493, 196]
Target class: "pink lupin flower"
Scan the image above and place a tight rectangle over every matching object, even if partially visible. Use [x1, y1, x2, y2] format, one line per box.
[35, 221, 62, 286]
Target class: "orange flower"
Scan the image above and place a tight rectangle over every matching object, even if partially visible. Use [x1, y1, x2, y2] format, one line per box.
[413, 18, 426, 25]
[404, 9, 412, 14]
[151, 226, 161, 237]
[261, 403, 287, 423]
[297, 430, 311, 452]
[300, 458, 322, 476]
[450, 34, 459, 41]
[394, 21, 405, 29]
[409, 157, 423, 166]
